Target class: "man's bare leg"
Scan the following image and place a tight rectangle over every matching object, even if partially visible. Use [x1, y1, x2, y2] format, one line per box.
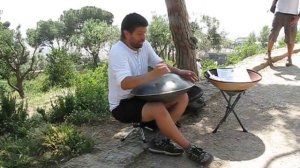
[165, 93, 189, 123]
[267, 41, 275, 66]
[142, 95, 214, 165]
[286, 43, 294, 66]
[142, 102, 190, 149]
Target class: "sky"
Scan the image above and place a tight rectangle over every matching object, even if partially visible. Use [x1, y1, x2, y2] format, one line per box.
[0, 0, 276, 40]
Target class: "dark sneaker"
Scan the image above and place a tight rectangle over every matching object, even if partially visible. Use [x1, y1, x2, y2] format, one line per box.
[186, 145, 214, 166]
[148, 139, 184, 156]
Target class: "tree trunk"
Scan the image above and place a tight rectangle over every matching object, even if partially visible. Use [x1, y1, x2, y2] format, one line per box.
[165, 0, 198, 74]
[16, 71, 25, 98]
[17, 81, 25, 99]
[92, 53, 99, 68]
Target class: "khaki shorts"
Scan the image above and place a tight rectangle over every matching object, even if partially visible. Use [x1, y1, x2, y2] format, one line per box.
[268, 12, 298, 44]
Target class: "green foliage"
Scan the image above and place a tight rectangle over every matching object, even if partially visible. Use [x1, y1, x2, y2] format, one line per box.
[27, 20, 65, 49]
[192, 15, 226, 52]
[34, 84, 108, 125]
[164, 58, 175, 67]
[24, 73, 48, 93]
[227, 42, 262, 65]
[259, 25, 270, 48]
[61, 6, 114, 31]
[27, 6, 114, 50]
[148, 15, 173, 58]
[0, 25, 39, 98]
[45, 49, 76, 88]
[65, 108, 100, 125]
[0, 80, 10, 95]
[0, 124, 94, 167]
[60, 6, 114, 45]
[75, 62, 109, 116]
[37, 124, 94, 161]
[0, 137, 38, 168]
[0, 93, 28, 136]
[72, 20, 119, 68]
[276, 30, 300, 48]
[277, 37, 286, 48]
[200, 58, 219, 77]
[247, 32, 257, 44]
[48, 93, 76, 123]
[296, 30, 300, 43]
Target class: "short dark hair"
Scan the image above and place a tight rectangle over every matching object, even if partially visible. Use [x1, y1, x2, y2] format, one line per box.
[121, 13, 148, 40]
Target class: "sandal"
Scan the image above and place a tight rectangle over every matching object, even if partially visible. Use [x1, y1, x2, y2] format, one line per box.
[286, 58, 293, 67]
[286, 62, 293, 67]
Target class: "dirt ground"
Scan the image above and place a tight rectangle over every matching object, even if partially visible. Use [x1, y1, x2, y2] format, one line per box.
[64, 53, 300, 168]
[127, 54, 300, 168]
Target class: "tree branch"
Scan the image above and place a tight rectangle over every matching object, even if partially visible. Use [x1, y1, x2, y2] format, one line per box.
[21, 47, 38, 80]
[6, 78, 18, 91]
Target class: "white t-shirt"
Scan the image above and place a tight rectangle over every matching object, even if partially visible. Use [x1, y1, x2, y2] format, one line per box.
[108, 40, 163, 111]
[276, 0, 300, 15]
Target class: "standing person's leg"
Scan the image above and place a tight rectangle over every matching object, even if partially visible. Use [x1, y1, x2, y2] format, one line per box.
[267, 41, 275, 66]
[286, 43, 295, 66]
[268, 13, 283, 66]
[284, 15, 297, 66]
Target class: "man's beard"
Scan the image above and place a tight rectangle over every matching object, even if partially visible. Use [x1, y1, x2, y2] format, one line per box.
[131, 40, 144, 49]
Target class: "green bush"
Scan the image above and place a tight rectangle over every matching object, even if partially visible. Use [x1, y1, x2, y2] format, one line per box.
[24, 73, 49, 93]
[0, 136, 38, 168]
[200, 58, 219, 77]
[48, 93, 76, 123]
[0, 80, 10, 95]
[0, 93, 28, 137]
[65, 108, 100, 125]
[45, 49, 76, 88]
[296, 31, 300, 43]
[0, 123, 94, 167]
[278, 38, 286, 48]
[37, 124, 94, 161]
[227, 42, 262, 65]
[75, 62, 109, 117]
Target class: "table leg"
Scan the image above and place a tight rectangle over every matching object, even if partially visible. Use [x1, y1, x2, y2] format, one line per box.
[213, 91, 247, 133]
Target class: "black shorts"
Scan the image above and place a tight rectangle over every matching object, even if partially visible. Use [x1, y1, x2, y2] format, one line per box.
[112, 97, 147, 123]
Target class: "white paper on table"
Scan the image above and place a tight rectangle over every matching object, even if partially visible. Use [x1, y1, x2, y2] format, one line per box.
[216, 68, 251, 82]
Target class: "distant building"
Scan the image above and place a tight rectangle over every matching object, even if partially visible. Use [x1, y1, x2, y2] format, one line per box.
[234, 37, 248, 46]
[208, 53, 227, 65]
[198, 52, 228, 65]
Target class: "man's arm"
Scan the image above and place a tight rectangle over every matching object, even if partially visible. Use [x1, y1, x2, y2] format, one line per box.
[121, 72, 158, 90]
[270, 0, 278, 13]
[121, 63, 170, 90]
[167, 64, 198, 82]
[167, 64, 181, 75]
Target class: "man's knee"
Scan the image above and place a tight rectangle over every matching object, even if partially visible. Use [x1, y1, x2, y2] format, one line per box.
[142, 102, 168, 119]
[178, 93, 189, 105]
[166, 93, 189, 107]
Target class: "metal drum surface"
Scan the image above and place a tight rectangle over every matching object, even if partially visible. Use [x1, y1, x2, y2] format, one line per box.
[131, 73, 194, 102]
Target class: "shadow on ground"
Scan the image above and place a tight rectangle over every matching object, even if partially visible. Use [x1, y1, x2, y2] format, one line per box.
[179, 77, 300, 163]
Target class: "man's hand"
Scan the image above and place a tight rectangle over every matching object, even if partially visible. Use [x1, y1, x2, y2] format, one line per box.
[178, 69, 198, 83]
[152, 63, 170, 77]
